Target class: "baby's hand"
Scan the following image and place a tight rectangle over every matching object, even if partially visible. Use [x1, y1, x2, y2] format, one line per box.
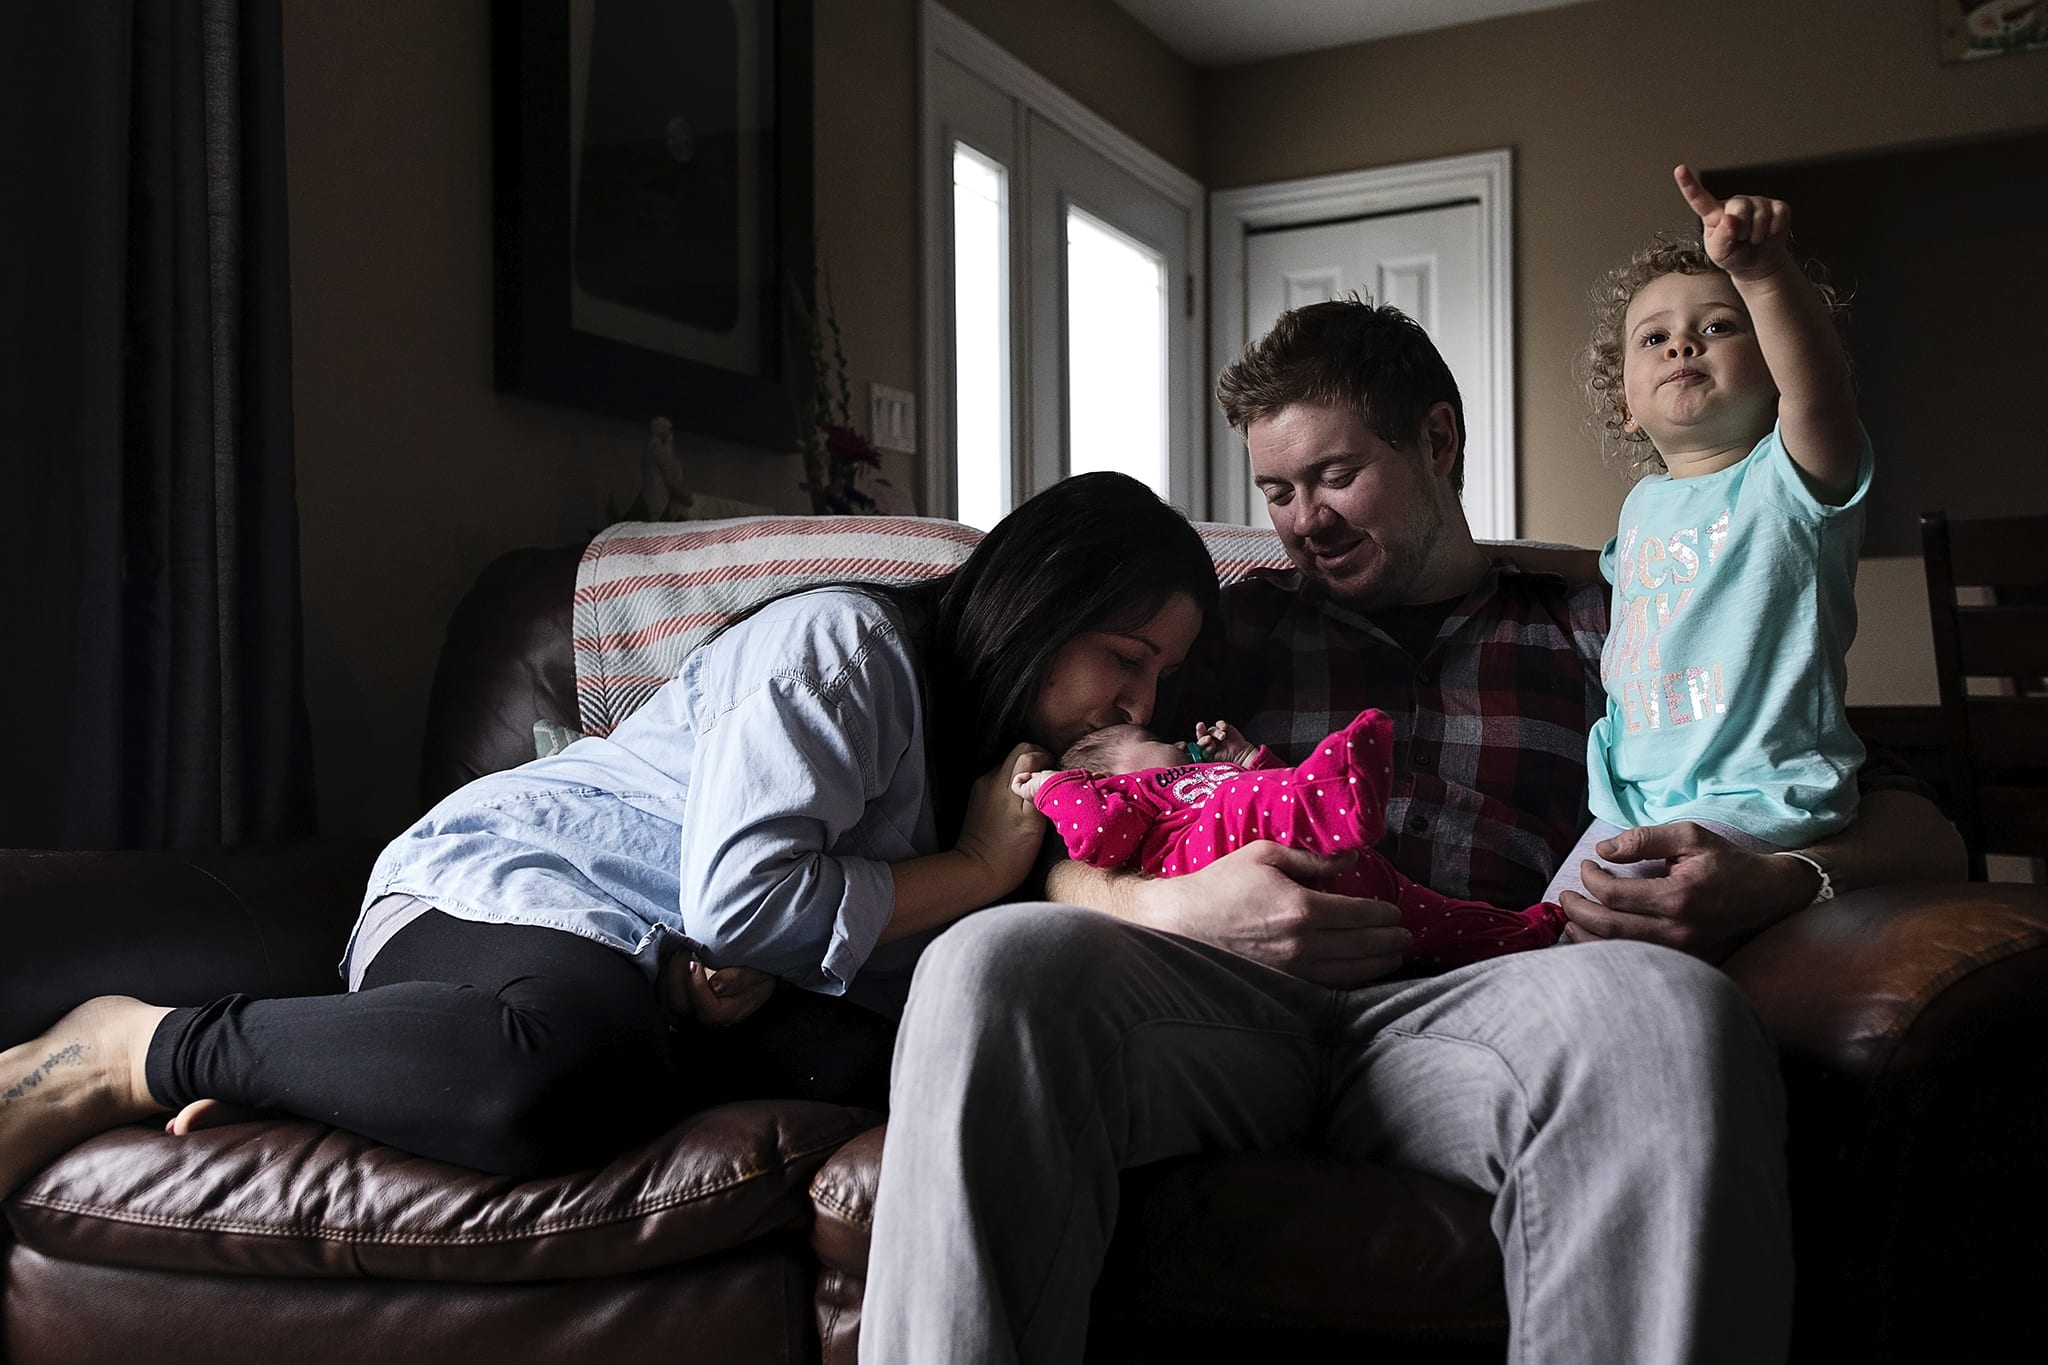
[1193, 720, 1260, 767]
[1674, 164, 1792, 282]
[1012, 767, 1057, 801]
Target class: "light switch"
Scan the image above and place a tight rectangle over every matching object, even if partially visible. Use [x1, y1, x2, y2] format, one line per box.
[869, 384, 918, 455]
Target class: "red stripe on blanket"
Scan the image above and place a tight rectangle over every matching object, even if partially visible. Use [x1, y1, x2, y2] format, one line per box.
[573, 674, 678, 694]
[572, 556, 965, 605]
[572, 611, 736, 654]
[585, 518, 983, 558]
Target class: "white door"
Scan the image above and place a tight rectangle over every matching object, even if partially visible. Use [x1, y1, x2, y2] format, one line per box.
[1027, 113, 1193, 509]
[922, 7, 1204, 528]
[1240, 202, 1491, 531]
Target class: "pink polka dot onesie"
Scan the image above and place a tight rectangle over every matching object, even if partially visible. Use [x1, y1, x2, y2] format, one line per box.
[1033, 709, 1565, 971]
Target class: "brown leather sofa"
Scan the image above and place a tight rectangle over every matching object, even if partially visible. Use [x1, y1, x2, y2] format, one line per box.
[6, 537, 2046, 1364]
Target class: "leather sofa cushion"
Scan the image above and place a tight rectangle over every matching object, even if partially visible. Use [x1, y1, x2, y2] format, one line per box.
[4, 1241, 819, 1365]
[7, 1099, 876, 1282]
[809, 1125, 1507, 1343]
[418, 542, 584, 808]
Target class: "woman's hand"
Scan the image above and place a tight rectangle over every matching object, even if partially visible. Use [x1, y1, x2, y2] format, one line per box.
[661, 956, 777, 1027]
[879, 743, 1054, 945]
[958, 742, 1053, 901]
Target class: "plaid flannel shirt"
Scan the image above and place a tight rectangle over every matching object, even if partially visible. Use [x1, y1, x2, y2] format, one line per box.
[1172, 562, 1609, 909]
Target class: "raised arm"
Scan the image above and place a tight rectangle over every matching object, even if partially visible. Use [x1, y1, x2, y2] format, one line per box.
[1674, 163, 1861, 498]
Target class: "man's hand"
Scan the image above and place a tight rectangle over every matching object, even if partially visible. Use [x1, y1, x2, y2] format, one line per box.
[1556, 821, 1817, 961]
[1675, 164, 1793, 283]
[1144, 841, 1412, 986]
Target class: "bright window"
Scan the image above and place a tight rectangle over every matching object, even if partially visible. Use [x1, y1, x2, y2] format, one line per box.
[1064, 206, 1165, 494]
[951, 143, 1009, 531]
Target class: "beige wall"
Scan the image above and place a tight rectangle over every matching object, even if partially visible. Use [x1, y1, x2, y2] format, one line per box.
[287, 0, 2022, 839]
[282, 0, 1194, 840]
[1198, 0, 2047, 703]
[812, 0, 1198, 503]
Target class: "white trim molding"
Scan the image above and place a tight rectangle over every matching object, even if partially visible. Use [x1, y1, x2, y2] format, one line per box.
[1207, 149, 1516, 534]
[919, 2, 1207, 519]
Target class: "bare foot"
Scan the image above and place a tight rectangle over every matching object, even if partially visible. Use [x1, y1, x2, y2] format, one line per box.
[0, 997, 173, 1198]
[165, 1098, 272, 1134]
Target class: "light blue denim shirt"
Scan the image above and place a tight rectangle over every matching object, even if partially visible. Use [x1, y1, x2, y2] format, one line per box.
[351, 587, 941, 1018]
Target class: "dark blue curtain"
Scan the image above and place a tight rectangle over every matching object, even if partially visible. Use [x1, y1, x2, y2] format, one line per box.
[1, 0, 314, 848]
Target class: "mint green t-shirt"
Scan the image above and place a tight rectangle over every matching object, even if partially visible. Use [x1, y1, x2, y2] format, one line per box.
[1586, 423, 1871, 847]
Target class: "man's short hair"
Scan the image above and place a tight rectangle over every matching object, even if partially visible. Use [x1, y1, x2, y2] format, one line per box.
[1216, 296, 1467, 494]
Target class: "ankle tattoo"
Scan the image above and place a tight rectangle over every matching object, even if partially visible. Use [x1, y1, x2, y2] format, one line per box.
[2, 1044, 87, 1106]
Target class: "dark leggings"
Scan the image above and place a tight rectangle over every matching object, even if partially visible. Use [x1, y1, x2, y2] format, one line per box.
[144, 910, 898, 1178]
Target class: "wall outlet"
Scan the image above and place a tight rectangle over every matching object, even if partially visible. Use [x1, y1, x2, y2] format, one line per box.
[869, 384, 918, 455]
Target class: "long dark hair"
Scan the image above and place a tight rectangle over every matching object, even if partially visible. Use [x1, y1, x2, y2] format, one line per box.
[906, 472, 1217, 838]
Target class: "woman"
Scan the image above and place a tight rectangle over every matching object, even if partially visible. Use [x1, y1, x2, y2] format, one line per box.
[0, 473, 1216, 1192]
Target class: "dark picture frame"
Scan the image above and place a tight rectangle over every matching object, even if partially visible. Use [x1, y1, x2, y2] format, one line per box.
[1938, 0, 2048, 62]
[492, 0, 814, 447]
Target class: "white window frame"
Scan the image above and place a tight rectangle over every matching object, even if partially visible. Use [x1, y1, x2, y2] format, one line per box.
[1208, 149, 1517, 535]
[919, 2, 1207, 520]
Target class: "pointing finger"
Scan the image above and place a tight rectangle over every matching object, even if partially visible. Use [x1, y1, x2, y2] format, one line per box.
[1673, 163, 1720, 221]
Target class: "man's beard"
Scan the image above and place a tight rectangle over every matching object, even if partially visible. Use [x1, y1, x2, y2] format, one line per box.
[1306, 493, 1444, 612]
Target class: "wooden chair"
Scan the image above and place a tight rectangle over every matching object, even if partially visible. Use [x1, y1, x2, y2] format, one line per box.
[1920, 511, 2048, 881]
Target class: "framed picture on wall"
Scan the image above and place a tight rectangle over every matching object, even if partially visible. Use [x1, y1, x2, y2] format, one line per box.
[1939, 1, 2048, 61]
[492, 0, 814, 447]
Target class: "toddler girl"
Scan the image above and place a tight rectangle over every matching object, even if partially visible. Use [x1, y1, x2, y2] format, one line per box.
[1548, 165, 1869, 904]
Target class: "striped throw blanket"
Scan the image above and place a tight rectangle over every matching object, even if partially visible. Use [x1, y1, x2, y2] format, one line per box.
[572, 515, 1291, 736]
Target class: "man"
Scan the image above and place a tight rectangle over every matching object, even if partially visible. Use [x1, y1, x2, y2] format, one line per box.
[861, 299, 1961, 1364]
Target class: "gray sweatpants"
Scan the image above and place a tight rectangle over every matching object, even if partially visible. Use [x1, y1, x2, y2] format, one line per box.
[861, 903, 1791, 1365]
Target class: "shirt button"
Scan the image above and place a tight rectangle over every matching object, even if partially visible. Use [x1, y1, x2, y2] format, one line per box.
[1412, 749, 1431, 768]
[1415, 668, 1436, 686]
[1408, 814, 1430, 833]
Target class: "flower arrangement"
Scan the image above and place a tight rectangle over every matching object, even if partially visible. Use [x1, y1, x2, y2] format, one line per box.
[793, 267, 889, 515]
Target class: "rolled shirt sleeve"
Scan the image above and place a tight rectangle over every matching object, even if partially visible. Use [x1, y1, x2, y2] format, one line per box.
[677, 596, 929, 994]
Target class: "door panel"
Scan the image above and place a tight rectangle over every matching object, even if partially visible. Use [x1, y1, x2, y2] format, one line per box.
[931, 52, 1023, 527]
[1027, 113, 1192, 509]
[1242, 203, 1483, 529]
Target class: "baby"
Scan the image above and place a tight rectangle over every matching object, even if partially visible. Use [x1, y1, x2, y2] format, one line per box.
[1015, 709, 1562, 971]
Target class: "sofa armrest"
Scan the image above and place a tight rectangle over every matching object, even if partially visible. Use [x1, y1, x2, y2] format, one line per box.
[0, 840, 375, 1046]
[1723, 881, 2048, 1085]
[809, 1123, 885, 1365]
[1724, 881, 2048, 1355]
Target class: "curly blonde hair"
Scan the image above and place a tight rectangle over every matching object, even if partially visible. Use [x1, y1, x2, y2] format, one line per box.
[1580, 233, 1844, 478]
